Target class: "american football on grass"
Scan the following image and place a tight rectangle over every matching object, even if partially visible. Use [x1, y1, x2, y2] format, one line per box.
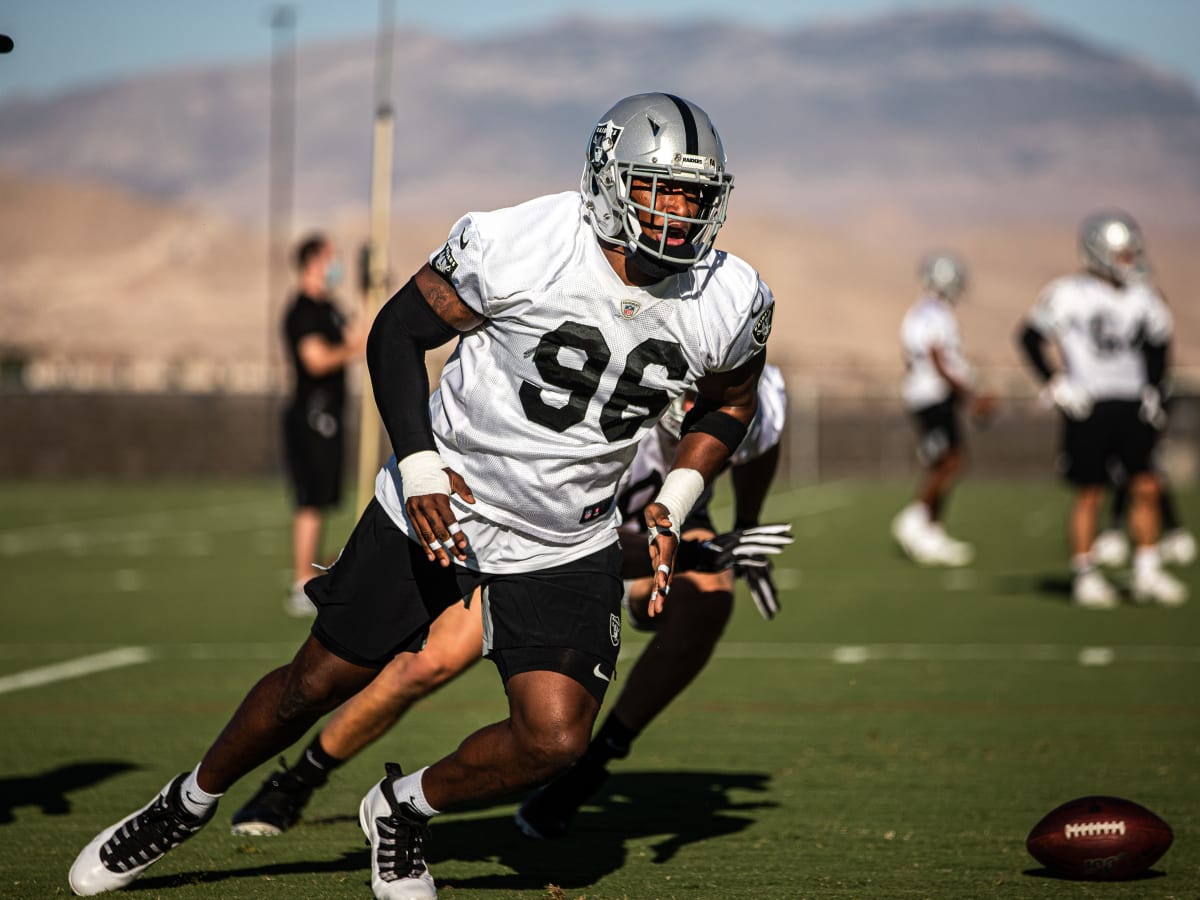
[1026, 795, 1173, 880]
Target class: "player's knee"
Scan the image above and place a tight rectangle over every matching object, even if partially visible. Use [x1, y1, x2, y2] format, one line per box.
[519, 718, 591, 778]
[276, 657, 370, 724]
[404, 650, 465, 693]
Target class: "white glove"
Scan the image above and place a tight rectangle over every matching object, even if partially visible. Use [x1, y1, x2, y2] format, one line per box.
[1139, 386, 1167, 431]
[1043, 375, 1092, 420]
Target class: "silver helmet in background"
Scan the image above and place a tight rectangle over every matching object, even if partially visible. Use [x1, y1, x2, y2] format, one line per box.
[1079, 209, 1145, 284]
[919, 252, 968, 303]
[581, 92, 734, 276]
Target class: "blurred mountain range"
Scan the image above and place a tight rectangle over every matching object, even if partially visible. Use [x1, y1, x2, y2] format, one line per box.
[2, 8, 1198, 383]
[2, 8, 1199, 226]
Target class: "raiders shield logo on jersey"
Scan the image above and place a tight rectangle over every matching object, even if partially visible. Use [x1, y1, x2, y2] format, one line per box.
[432, 241, 458, 278]
[752, 306, 773, 346]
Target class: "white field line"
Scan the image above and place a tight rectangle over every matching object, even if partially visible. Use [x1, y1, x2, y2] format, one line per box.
[0, 646, 153, 695]
[1, 642, 1198, 669]
[2, 479, 854, 557]
[0, 500, 283, 553]
[708, 479, 854, 523]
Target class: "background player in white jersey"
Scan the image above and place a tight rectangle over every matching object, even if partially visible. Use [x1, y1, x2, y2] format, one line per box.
[515, 364, 790, 839]
[1089, 266, 1197, 571]
[891, 253, 996, 566]
[227, 369, 792, 837]
[70, 93, 778, 900]
[1016, 210, 1186, 609]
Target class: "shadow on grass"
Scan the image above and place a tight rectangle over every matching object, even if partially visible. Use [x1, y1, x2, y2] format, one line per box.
[132, 769, 775, 893]
[0, 761, 139, 825]
[1022, 867, 1167, 881]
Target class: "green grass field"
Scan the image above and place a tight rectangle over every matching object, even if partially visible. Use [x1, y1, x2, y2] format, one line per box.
[2, 479, 1198, 899]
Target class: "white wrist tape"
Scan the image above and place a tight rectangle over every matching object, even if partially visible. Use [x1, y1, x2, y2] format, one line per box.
[398, 450, 450, 501]
[650, 468, 705, 540]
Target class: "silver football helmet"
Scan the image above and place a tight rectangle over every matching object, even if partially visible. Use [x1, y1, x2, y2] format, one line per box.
[581, 93, 734, 276]
[1079, 209, 1144, 284]
[919, 252, 968, 302]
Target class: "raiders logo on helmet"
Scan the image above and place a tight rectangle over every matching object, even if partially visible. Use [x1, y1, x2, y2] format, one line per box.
[752, 306, 773, 346]
[588, 120, 624, 176]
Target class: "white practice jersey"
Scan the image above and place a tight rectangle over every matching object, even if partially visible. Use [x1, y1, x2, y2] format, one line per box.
[1027, 273, 1173, 401]
[376, 191, 775, 571]
[614, 363, 788, 532]
[900, 295, 970, 410]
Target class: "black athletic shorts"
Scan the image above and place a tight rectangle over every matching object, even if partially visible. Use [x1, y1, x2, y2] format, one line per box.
[910, 398, 962, 466]
[1060, 399, 1157, 487]
[283, 406, 343, 509]
[307, 499, 623, 702]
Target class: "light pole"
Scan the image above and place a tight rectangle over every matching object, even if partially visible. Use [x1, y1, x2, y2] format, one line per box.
[267, 5, 296, 407]
[355, 0, 396, 514]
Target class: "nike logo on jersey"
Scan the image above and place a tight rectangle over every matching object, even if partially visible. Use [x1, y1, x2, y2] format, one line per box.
[459, 231, 469, 250]
[592, 664, 611, 682]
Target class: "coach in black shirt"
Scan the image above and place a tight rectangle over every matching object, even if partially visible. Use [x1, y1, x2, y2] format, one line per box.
[281, 234, 366, 615]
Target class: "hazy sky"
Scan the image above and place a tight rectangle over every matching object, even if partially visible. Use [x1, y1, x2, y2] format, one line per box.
[1, 0, 1198, 102]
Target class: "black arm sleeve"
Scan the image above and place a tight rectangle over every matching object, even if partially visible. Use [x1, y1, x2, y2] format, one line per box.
[1143, 340, 1169, 389]
[1017, 323, 1054, 383]
[365, 276, 461, 460]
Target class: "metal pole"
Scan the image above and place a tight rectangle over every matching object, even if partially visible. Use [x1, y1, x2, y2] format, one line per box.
[355, 0, 396, 514]
[267, 6, 296, 464]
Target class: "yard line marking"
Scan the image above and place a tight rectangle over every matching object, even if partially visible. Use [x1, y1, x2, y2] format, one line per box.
[0, 646, 153, 695]
[1079, 647, 1115, 667]
[1, 642, 1198, 668]
[709, 479, 853, 523]
[0, 499, 283, 552]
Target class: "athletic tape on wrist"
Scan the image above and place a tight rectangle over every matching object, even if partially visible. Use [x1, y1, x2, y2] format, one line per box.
[650, 468, 705, 540]
[398, 450, 450, 499]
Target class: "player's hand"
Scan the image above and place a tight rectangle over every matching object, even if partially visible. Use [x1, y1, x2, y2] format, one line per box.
[1139, 386, 1168, 431]
[400, 451, 475, 567]
[680, 523, 795, 573]
[736, 558, 782, 621]
[1042, 374, 1092, 420]
[643, 501, 679, 618]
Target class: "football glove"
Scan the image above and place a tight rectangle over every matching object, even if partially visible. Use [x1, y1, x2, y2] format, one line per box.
[676, 523, 795, 573]
[1042, 374, 1092, 421]
[736, 557, 782, 621]
[1139, 386, 1168, 431]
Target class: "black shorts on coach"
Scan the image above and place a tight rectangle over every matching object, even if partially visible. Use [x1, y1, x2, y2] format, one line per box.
[282, 406, 344, 509]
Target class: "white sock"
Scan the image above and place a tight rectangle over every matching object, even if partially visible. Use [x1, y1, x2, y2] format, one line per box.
[1071, 553, 1094, 576]
[179, 765, 223, 818]
[390, 766, 439, 819]
[1134, 545, 1161, 578]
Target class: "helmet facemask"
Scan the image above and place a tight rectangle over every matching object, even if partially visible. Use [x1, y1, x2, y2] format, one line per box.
[581, 94, 734, 279]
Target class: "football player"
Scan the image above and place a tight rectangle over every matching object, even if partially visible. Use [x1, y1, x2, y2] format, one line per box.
[515, 364, 789, 838]
[892, 253, 995, 566]
[70, 93, 778, 900]
[227, 366, 792, 838]
[1016, 210, 1186, 609]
